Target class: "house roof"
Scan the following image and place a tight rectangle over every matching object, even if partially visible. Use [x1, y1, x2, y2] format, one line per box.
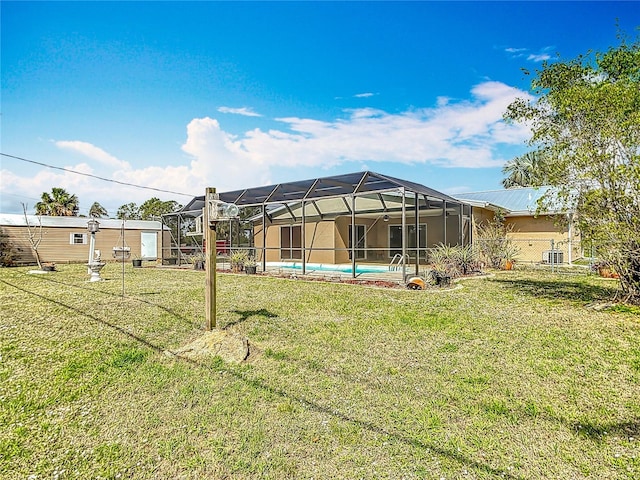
[0, 214, 164, 230]
[177, 171, 465, 217]
[453, 187, 558, 216]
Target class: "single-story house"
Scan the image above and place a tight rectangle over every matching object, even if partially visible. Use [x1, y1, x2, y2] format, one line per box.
[176, 171, 473, 276]
[454, 187, 581, 264]
[0, 214, 168, 265]
[175, 173, 581, 276]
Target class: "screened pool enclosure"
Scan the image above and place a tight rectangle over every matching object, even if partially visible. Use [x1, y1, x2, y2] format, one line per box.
[165, 171, 472, 283]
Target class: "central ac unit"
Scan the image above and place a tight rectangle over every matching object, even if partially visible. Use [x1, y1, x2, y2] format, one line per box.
[542, 250, 564, 264]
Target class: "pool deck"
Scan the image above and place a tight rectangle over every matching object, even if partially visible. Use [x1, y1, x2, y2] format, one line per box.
[167, 259, 427, 284]
[260, 262, 426, 284]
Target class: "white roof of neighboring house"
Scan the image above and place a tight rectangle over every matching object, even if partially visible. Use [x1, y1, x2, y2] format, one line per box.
[0, 213, 164, 230]
[453, 186, 567, 216]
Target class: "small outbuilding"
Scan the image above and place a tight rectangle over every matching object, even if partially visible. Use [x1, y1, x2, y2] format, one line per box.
[0, 214, 167, 265]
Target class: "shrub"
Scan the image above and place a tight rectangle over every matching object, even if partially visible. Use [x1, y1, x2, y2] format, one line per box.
[0, 227, 16, 267]
[229, 250, 248, 271]
[474, 213, 520, 269]
[428, 243, 480, 279]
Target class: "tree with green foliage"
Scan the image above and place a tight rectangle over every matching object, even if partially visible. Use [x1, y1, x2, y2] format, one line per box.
[116, 198, 182, 220]
[35, 187, 79, 216]
[138, 197, 182, 220]
[137, 198, 183, 247]
[88, 202, 108, 218]
[116, 202, 141, 220]
[502, 151, 549, 188]
[505, 33, 640, 303]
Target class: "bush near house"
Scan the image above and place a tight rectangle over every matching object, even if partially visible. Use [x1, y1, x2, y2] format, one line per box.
[0, 227, 16, 266]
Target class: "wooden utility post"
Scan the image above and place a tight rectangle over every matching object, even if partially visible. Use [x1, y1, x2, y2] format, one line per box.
[205, 187, 217, 330]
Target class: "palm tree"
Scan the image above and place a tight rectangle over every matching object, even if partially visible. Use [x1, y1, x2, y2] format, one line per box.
[88, 202, 108, 218]
[35, 188, 79, 216]
[501, 151, 548, 188]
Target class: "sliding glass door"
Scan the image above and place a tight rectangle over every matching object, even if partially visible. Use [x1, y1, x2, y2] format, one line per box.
[280, 226, 302, 260]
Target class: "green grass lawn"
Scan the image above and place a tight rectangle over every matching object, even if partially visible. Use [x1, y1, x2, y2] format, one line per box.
[1, 265, 639, 479]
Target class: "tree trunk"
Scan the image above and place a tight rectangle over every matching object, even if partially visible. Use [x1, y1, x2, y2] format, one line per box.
[612, 241, 640, 305]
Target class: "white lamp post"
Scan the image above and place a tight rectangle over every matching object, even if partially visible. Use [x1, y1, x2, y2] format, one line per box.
[86, 219, 106, 282]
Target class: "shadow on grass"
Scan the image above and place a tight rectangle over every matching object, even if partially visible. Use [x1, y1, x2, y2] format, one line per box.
[3, 277, 526, 479]
[23, 273, 196, 327]
[225, 309, 278, 329]
[1, 278, 168, 355]
[491, 276, 617, 304]
[571, 419, 640, 442]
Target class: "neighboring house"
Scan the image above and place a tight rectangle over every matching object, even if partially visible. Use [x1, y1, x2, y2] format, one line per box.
[0, 214, 168, 265]
[454, 187, 581, 264]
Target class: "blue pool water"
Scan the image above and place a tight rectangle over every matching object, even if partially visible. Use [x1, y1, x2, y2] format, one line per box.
[268, 262, 391, 274]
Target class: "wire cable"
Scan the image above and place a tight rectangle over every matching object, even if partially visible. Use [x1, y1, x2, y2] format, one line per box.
[1, 152, 194, 197]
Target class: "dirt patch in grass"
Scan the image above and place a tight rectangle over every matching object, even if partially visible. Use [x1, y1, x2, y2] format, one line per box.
[168, 330, 251, 363]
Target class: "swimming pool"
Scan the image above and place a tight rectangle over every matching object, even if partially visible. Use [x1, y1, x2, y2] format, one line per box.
[265, 262, 392, 275]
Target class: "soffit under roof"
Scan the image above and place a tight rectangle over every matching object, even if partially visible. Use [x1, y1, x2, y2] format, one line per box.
[176, 171, 465, 218]
[264, 191, 467, 223]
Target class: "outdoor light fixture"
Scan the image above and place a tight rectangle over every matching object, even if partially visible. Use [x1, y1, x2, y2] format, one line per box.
[383, 214, 390, 222]
[87, 218, 100, 233]
[86, 219, 105, 282]
[207, 192, 239, 227]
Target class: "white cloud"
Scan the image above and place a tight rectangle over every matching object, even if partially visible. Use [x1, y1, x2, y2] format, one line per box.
[527, 53, 551, 62]
[217, 106, 262, 117]
[229, 80, 532, 170]
[1, 81, 533, 214]
[54, 140, 131, 170]
[505, 46, 554, 63]
[178, 117, 271, 190]
[354, 92, 376, 98]
[0, 160, 128, 215]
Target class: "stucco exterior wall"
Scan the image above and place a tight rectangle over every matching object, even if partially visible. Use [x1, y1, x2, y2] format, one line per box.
[506, 215, 564, 237]
[253, 207, 583, 266]
[306, 221, 335, 263]
[254, 222, 337, 263]
[253, 212, 466, 266]
[253, 224, 281, 262]
[334, 217, 349, 263]
[470, 208, 494, 239]
[472, 207, 582, 263]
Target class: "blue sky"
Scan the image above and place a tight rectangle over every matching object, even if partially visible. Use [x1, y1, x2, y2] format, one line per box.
[1, 1, 638, 216]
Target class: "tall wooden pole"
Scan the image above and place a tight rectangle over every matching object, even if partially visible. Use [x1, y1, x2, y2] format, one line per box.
[205, 187, 217, 330]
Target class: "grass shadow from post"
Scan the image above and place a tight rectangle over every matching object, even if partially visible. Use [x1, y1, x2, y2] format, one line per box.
[225, 308, 278, 329]
[570, 419, 640, 442]
[490, 276, 618, 304]
[25, 273, 197, 327]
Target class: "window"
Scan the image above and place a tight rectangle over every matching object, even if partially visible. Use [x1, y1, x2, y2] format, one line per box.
[389, 224, 427, 257]
[281, 226, 302, 260]
[348, 224, 366, 259]
[70, 233, 87, 245]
